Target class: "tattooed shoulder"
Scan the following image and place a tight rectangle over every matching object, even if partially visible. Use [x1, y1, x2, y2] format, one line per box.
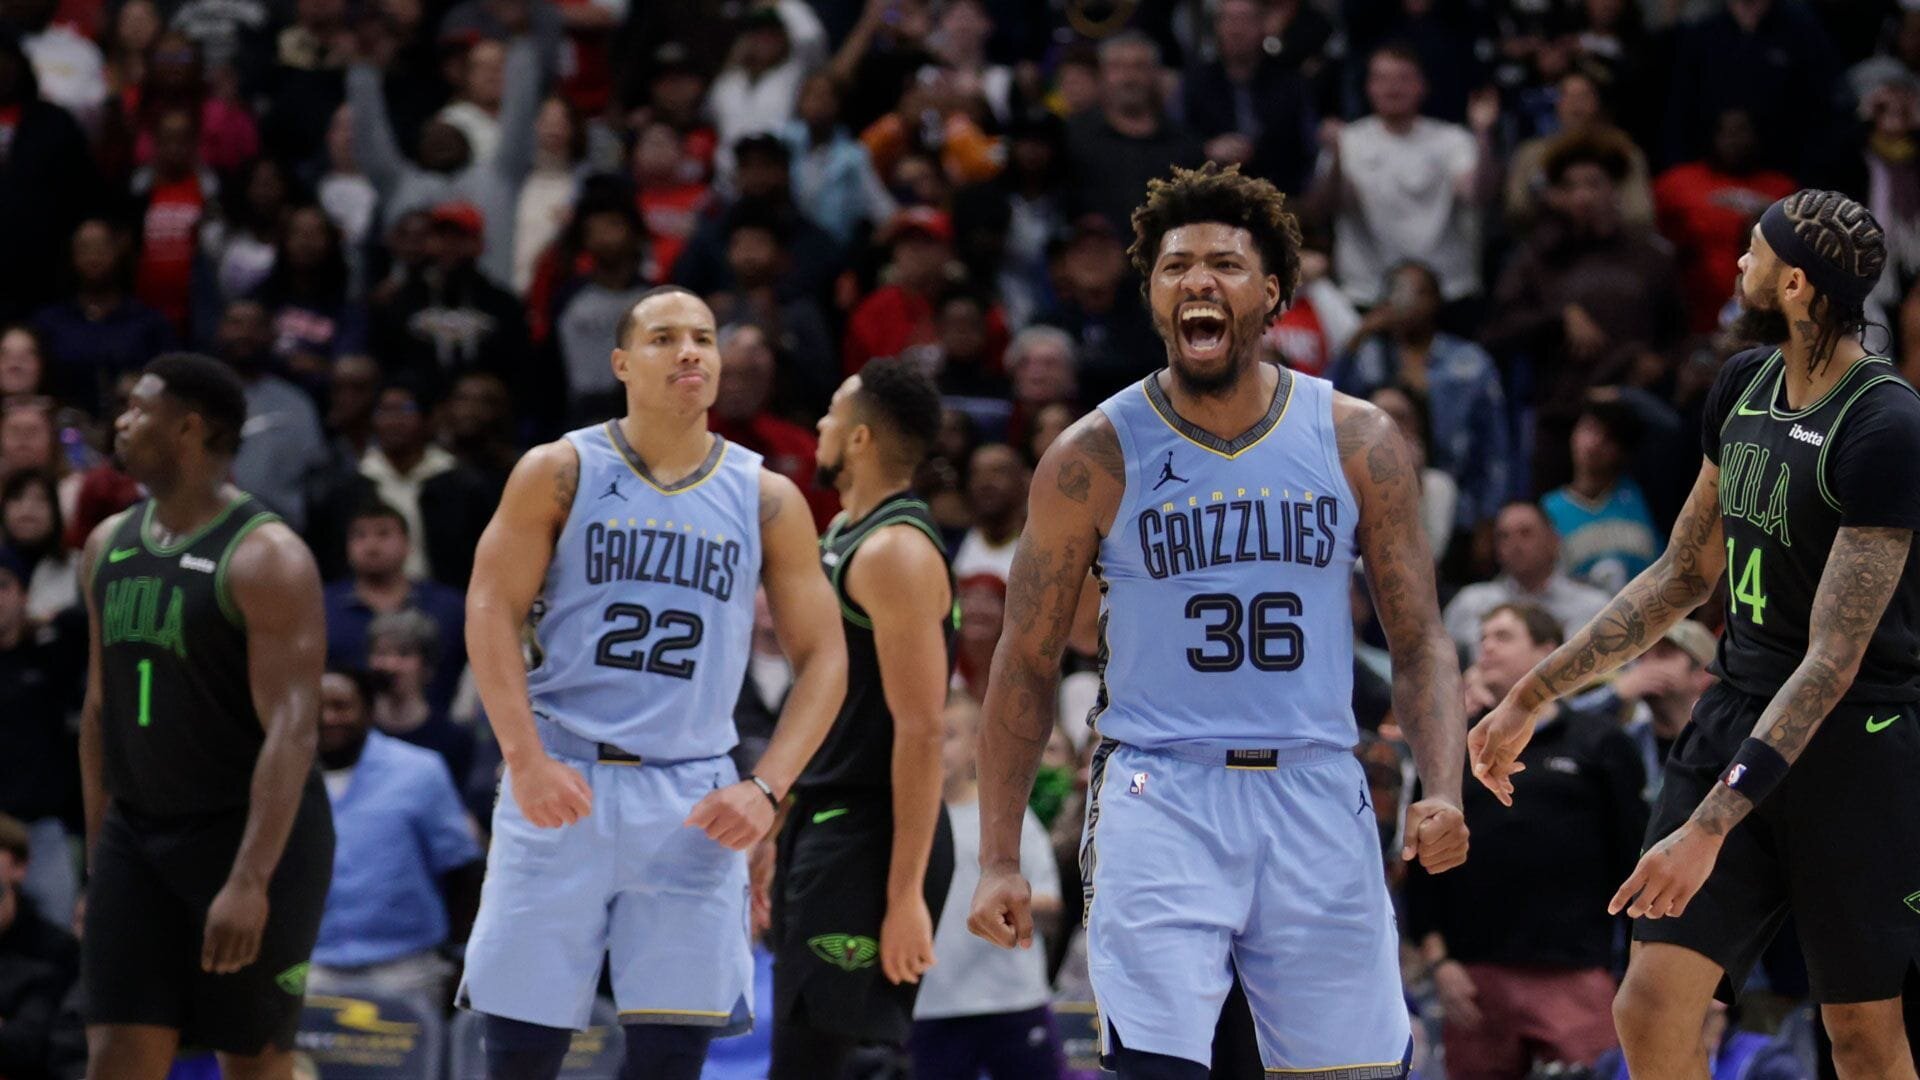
[1058, 411, 1126, 487]
[1333, 396, 1408, 487]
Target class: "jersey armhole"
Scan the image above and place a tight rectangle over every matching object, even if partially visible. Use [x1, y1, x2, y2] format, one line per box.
[1097, 401, 1137, 538]
[834, 506, 945, 631]
[215, 512, 285, 627]
[1317, 381, 1359, 513]
[1816, 375, 1913, 513]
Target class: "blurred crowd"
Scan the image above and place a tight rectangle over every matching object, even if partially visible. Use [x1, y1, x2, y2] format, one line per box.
[3, 0, 1919, 1074]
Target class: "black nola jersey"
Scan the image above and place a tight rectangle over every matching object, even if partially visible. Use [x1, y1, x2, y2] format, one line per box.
[89, 496, 280, 817]
[797, 492, 957, 794]
[1706, 348, 1920, 703]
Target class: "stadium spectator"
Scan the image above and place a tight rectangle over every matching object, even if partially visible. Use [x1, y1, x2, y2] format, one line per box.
[0, 813, 80, 1080]
[1443, 501, 1611, 652]
[220, 299, 330, 533]
[0, 29, 97, 326]
[1409, 603, 1645, 1080]
[1318, 44, 1498, 310]
[1037, 213, 1162, 405]
[309, 666, 482, 1000]
[1180, 0, 1315, 194]
[365, 608, 474, 789]
[1653, 109, 1799, 333]
[843, 206, 956, 375]
[1064, 32, 1203, 234]
[783, 72, 896, 250]
[1572, 619, 1719, 805]
[1662, 0, 1841, 180]
[710, 322, 836, 530]
[1483, 128, 1686, 490]
[1504, 68, 1654, 233]
[1331, 260, 1509, 536]
[0, 549, 82, 928]
[911, 694, 1065, 1080]
[1542, 398, 1661, 593]
[1, 470, 79, 622]
[707, 203, 839, 413]
[553, 198, 649, 422]
[509, 97, 583, 297]
[249, 203, 364, 373]
[952, 442, 1025, 583]
[31, 219, 174, 414]
[0, 326, 47, 400]
[367, 202, 530, 401]
[322, 498, 466, 714]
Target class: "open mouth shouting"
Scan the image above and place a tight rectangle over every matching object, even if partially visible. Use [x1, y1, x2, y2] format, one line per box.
[1177, 301, 1231, 362]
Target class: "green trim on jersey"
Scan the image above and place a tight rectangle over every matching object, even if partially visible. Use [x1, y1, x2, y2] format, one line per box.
[140, 497, 247, 557]
[215, 512, 283, 626]
[1815, 374, 1918, 512]
[1760, 354, 1894, 422]
[826, 500, 947, 630]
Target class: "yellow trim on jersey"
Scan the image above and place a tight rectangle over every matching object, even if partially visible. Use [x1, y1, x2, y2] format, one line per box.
[602, 423, 729, 496]
[1141, 374, 1293, 461]
[1224, 763, 1279, 771]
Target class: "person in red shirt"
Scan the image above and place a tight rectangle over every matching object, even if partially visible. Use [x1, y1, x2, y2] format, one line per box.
[130, 105, 215, 336]
[633, 120, 711, 283]
[1652, 108, 1797, 333]
[711, 321, 837, 530]
[843, 207, 954, 376]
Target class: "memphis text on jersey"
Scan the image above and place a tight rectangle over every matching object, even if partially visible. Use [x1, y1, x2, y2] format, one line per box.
[1135, 487, 1341, 580]
[581, 517, 743, 602]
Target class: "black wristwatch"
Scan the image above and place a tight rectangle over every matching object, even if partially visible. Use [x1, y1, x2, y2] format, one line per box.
[748, 774, 781, 811]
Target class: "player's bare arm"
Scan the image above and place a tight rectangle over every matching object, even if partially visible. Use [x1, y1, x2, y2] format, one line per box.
[208, 520, 326, 975]
[1612, 523, 1911, 920]
[688, 471, 846, 851]
[968, 411, 1123, 949]
[1336, 395, 1468, 873]
[1471, 461, 1725, 803]
[846, 524, 952, 986]
[467, 439, 594, 828]
[76, 511, 130, 856]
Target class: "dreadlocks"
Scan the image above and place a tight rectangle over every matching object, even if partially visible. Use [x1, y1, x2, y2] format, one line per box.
[1779, 189, 1886, 376]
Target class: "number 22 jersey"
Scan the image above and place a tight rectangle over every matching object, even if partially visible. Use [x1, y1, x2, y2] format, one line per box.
[1090, 369, 1359, 753]
[526, 421, 764, 759]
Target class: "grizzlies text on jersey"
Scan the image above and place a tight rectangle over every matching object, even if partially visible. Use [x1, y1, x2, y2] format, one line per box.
[1091, 368, 1359, 752]
[526, 421, 764, 758]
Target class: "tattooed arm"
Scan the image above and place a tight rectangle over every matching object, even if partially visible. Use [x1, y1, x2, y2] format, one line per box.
[1610, 524, 1912, 919]
[466, 440, 595, 828]
[1337, 396, 1468, 873]
[1470, 460, 1726, 803]
[968, 411, 1124, 949]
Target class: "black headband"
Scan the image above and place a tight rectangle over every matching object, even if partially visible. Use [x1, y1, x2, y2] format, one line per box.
[1759, 200, 1878, 307]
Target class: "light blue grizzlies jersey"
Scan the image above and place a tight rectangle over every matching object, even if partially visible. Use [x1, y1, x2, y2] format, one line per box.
[526, 421, 764, 760]
[1091, 369, 1359, 753]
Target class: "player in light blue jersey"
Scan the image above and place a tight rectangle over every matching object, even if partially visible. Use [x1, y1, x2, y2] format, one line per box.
[458, 286, 848, 1080]
[968, 164, 1471, 1079]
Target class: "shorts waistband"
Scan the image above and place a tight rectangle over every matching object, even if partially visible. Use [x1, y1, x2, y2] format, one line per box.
[1118, 740, 1352, 770]
[534, 714, 723, 767]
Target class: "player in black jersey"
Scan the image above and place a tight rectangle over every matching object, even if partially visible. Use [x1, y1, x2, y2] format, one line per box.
[78, 354, 334, 1080]
[1474, 189, 1920, 1078]
[766, 358, 957, 1078]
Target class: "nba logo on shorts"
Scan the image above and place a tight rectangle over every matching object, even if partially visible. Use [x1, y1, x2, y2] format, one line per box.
[1128, 772, 1148, 796]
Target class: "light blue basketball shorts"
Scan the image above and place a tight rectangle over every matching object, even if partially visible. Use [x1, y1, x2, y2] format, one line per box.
[1080, 739, 1410, 1075]
[458, 723, 752, 1033]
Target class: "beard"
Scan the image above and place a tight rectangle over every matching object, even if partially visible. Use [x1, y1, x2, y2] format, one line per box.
[814, 458, 844, 492]
[1728, 303, 1790, 347]
[1162, 304, 1268, 399]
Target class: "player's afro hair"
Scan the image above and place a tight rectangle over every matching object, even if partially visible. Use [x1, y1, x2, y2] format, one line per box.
[1128, 161, 1303, 321]
[855, 357, 944, 465]
[143, 352, 247, 457]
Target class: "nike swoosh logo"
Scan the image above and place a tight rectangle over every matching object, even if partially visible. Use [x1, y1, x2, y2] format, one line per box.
[1867, 714, 1900, 733]
[107, 548, 138, 563]
[1735, 402, 1770, 417]
[810, 807, 849, 825]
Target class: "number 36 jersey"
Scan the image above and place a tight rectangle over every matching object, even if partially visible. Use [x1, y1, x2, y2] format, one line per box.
[1090, 369, 1359, 753]
[526, 421, 764, 760]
